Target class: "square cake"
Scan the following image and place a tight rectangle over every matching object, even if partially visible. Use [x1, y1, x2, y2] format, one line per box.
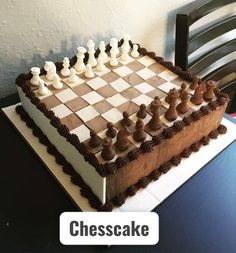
[15, 36, 229, 211]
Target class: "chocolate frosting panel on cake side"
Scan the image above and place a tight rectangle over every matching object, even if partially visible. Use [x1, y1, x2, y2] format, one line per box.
[106, 103, 227, 200]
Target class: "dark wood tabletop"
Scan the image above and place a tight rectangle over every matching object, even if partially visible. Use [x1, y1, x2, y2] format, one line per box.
[1, 94, 236, 253]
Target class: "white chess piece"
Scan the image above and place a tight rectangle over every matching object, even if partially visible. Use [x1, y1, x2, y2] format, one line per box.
[74, 47, 86, 72]
[96, 56, 105, 72]
[68, 68, 79, 83]
[110, 38, 119, 55]
[87, 39, 97, 67]
[38, 79, 49, 96]
[30, 67, 40, 86]
[122, 34, 131, 51]
[61, 57, 70, 77]
[131, 44, 139, 58]
[110, 51, 118, 66]
[52, 74, 63, 89]
[85, 64, 94, 78]
[120, 46, 131, 62]
[109, 38, 119, 66]
[44, 61, 56, 81]
[98, 41, 108, 62]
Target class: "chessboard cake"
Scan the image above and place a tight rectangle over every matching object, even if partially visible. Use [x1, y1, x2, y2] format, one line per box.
[15, 35, 229, 211]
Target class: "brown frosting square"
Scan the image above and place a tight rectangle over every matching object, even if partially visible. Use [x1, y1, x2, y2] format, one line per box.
[93, 100, 114, 114]
[86, 116, 108, 133]
[148, 63, 166, 74]
[72, 84, 93, 96]
[117, 101, 139, 115]
[102, 71, 120, 83]
[121, 87, 141, 99]
[97, 85, 118, 98]
[65, 97, 89, 112]
[60, 113, 83, 131]
[124, 73, 144, 86]
[145, 75, 166, 88]
[41, 95, 61, 109]
[126, 61, 145, 72]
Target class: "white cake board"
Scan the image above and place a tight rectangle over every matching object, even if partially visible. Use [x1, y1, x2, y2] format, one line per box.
[2, 104, 236, 212]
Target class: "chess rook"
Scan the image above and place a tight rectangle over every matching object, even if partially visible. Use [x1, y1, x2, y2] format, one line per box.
[30, 67, 40, 86]
[203, 80, 216, 101]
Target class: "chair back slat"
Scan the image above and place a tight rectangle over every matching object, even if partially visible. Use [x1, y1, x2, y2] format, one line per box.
[189, 15, 236, 54]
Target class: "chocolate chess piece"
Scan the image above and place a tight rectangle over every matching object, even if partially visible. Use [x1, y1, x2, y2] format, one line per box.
[136, 104, 147, 119]
[101, 138, 115, 161]
[121, 111, 132, 127]
[179, 82, 187, 97]
[89, 130, 100, 148]
[133, 118, 147, 142]
[150, 96, 160, 110]
[189, 76, 199, 90]
[191, 83, 204, 105]
[165, 90, 179, 121]
[203, 80, 216, 101]
[165, 88, 176, 104]
[115, 126, 131, 151]
[148, 99, 162, 130]
[106, 122, 117, 138]
[177, 91, 190, 114]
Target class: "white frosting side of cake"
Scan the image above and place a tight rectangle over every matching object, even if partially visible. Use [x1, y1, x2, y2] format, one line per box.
[17, 87, 106, 204]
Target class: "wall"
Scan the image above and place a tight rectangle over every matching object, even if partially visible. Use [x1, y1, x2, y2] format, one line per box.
[1, 0, 235, 99]
[0, 0, 195, 98]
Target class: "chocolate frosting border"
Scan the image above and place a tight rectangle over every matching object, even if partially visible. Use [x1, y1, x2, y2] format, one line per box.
[15, 40, 229, 177]
[15, 105, 227, 211]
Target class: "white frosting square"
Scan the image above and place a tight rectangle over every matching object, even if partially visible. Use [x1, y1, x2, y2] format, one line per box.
[76, 105, 99, 122]
[82, 91, 104, 105]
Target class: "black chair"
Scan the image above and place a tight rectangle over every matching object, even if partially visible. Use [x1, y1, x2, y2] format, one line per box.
[175, 0, 236, 113]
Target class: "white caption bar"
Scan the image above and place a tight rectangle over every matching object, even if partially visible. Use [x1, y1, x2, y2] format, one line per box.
[60, 212, 159, 245]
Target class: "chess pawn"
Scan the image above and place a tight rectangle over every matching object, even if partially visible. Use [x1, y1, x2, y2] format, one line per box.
[61, 57, 70, 77]
[87, 39, 97, 67]
[115, 127, 131, 151]
[203, 80, 216, 101]
[121, 111, 132, 127]
[136, 104, 147, 119]
[110, 51, 118, 66]
[38, 79, 49, 96]
[89, 130, 100, 148]
[74, 47, 86, 72]
[165, 88, 176, 104]
[148, 100, 162, 130]
[131, 44, 139, 58]
[68, 68, 79, 83]
[99, 41, 108, 62]
[30, 67, 40, 86]
[44, 61, 56, 81]
[101, 138, 115, 161]
[165, 91, 179, 121]
[179, 82, 187, 97]
[133, 118, 147, 142]
[106, 122, 117, 138]
[191, 83, 204, 105]
[190, 76, 199, 90]
[84, 64, 94, 78]
[52, 74, 63, 89]
[177, 91, 190, 114]
[96, 56, 105, 72]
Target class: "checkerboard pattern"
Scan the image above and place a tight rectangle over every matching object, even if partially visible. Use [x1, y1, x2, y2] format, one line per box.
[31, 53, 203, 163]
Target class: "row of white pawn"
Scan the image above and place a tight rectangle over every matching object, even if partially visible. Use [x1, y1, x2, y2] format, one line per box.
[30, 35, 139, 95]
